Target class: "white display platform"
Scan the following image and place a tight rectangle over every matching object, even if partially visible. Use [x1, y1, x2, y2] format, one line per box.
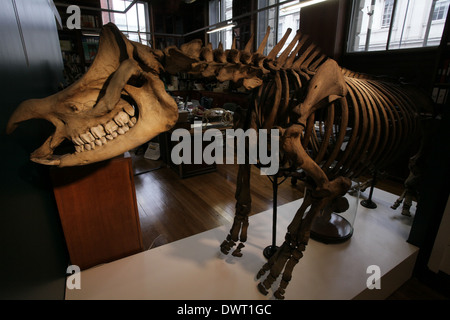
[65, 188, 418, 300]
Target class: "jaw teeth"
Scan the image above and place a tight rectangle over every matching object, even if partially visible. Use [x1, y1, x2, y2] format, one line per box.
[73, 107, 137, 153]
[114, 111, 130, 126]
[123, 104, 135, 117]
[80, 132, 95, 143]
[104, 120, 118, 134]
[91, 125, 106, 139]
[73, 136, 84, 146]
[128, 117, 137, 127]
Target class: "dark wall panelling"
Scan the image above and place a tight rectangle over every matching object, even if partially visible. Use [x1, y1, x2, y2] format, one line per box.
[0, 0, 68, 299]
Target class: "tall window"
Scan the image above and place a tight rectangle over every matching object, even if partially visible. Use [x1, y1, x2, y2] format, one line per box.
[348, 0, 450, 52]
[257, 0, 300, 56]
[208, 0, 233, 49]
[101, 0, 150, 46]
[433, 0, 450, 20]
[207, 0, 300, 55]
[381, 0, 394, 27]
[257, 0, 277, 56]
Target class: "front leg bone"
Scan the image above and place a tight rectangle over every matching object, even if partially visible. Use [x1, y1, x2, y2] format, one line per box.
[282, 124, 330, 197]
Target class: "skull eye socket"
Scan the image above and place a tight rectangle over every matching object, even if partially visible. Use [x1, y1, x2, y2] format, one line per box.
[128, 74, 146, 88]
[68, 104, 79, 113]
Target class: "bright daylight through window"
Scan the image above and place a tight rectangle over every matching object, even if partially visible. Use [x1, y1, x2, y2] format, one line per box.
[208, 0, 301, 55]
[101, 0, 151, 46]
[348, 0, 449, 52]
[208, 0, 234, 49]
[257, 0, 300, 56]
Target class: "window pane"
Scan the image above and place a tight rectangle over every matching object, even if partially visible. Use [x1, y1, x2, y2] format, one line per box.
[208, 0, 220, 48]
[389, 0, 424, 49]
[348, 0, 449, 52]
[426, 0, 449, 46]
[208, 0, 233, 50]
[126, 4, 139, 32]
[257, 0, 276, 56]
[347, 0, 391, 52]
[279, 1, 300, 56]
[382, 0, 394, 27]
[222, 0, 233, 49]
[138, 3, 148, 33]
[101, 0, 150, 45]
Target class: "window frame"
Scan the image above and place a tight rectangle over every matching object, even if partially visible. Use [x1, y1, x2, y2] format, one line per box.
[101, 0, 151, 46]
[208, 0, 234, 50]
[346, 0, 450, 53]
[432, 0, 450, 21]
[256, 0, 300, 56]
[381, 0, 394, 28]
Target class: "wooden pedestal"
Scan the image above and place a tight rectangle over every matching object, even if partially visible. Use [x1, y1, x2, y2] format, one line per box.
[51, 156, 143, 270]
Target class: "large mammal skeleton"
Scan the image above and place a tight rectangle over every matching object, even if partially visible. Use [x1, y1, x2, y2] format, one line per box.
[7, 23, 430, 299]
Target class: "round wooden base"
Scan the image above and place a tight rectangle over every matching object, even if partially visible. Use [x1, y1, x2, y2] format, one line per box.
[311, 213, 353, 244]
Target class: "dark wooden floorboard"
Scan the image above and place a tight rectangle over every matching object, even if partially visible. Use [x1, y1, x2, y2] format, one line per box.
[132, 154, 304, 250]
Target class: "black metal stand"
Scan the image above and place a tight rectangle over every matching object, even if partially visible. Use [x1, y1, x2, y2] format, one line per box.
[263, 174, 288, 259]
[263, 175, 279, 259]
[361, 171, 377, 209]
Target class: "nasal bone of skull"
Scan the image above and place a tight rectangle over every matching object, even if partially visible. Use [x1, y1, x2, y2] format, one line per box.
[6, 96, 55, 134]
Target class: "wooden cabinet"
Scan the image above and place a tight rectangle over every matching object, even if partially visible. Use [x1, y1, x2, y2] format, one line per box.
[51, 157, 143, 270]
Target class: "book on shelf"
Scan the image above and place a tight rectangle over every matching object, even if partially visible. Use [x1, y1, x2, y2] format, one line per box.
[432, 86, 448, 105]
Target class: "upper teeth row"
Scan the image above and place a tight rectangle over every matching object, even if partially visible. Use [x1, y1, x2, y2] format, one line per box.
[73, 107, 136, 153]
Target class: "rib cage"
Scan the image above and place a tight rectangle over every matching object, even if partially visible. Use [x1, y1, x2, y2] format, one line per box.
[249, 65, 423, 182]
[307, 77, 421, 181]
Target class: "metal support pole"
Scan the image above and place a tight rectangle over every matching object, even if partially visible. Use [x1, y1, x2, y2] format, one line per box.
[361, 171, 378, 209]
[263, 175, 279, 259]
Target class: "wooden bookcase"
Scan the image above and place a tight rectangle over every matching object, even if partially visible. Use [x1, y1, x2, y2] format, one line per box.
[51, 156, 143, 270]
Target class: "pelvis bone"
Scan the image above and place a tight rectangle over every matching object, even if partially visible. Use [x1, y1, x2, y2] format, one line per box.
[6, 23, 178, 167]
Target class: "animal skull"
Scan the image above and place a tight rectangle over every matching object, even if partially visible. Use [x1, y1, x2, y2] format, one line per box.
[6, 23, 178, 167]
